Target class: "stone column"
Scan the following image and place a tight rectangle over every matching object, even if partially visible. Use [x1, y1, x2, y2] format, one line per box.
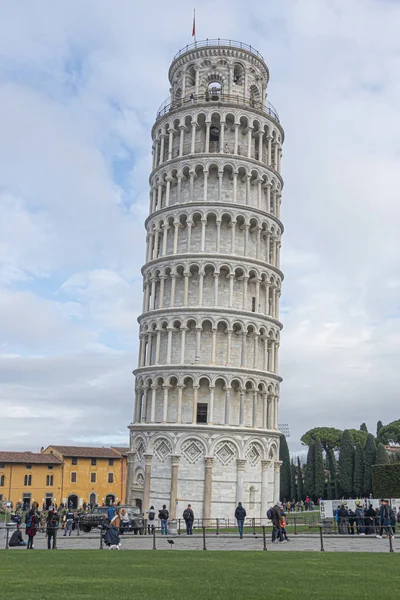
[262, 392, 268, 429]
[165, 177, 171, 207]
[170, 274, 176, 307]
[170, 455, 180, 519]
[211, 328, 217, 363]
[141, 387, 148, 422]
[216, 220, 221, 252]
[236, 459, 246, 504]
[224, 387, 231, 425]
[273, 461, 282, 504]
[159, 135, 165, 165]
[218, 172, 223, 202]
[191, 122, 196, 153]
[267, 136, 272, 166]
[230, 221, 236, 253]
[234, 123, 239, 154]
[226, 329, 232, 365]
[166, 327, 173, 364]
[143, 454, 153, 511]
[239, 389, 245, 426]
[180, 327, 187, 363]
[187, 221, 192, 252]
[203, 457, 214, 521]
[205, 122, 211, 153]
[252, 390, 258, 427]
[150, 385, 157, 423]
[200, 219, 206, 251]
[208, 386, 215, 425]
[159, 276, 166, 309]
[192, 385, 199, 424]
[229, 274, 234, 306]
[213, 273, 219, 306]
[232, 172, 238, 202]
[195, 327, 202, 363]
[125, 451, 136, 505]
[162, 225, 168, 256]
[173, 221, 180, 254]
[261, 459, 271, 519]
[162, 385, 169, 423]
[241, 332, 247, 367]
[179, 126, 185, 156]
[176, 385, 184, 423]
[203, 170, 208, 202]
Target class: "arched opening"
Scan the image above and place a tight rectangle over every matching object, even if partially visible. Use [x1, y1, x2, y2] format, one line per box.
[206, 80, 222, 101]
[105, 494, 116, 507]
[68, 494, 79, 510]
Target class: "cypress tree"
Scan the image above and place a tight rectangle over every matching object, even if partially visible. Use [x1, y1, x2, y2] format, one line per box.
[297, 456, 304, 501]
[363, 433, 376, 496]
[360, 423, 368, 433]
[338, 430, 354, 497]
[353, 442, 364, 497]
[304, 441, 315, 499]
[376, 420, 383, 436]
[376, 442, 389, 465]
[326, 447, 338, 499]
[290, 461, 297, 501]
[279, 434, 291, 501]
[314, 436, 325, 499]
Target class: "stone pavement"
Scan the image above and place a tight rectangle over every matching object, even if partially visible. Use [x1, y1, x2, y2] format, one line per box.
[2, 530, 398, 552]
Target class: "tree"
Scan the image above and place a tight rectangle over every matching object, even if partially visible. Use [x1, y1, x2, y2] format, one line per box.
[297, 456, 304, 501]
[304, 442, 315, 498]
[360, 423, 368, 433]
[326, 447, 339, 499]
[363, 433, 376, 496]
[301, 427, 343, 451]
[376, 443, 390, 465]
[377, 420, 400, 445]
[347, 429, 368, 448]
[339, 430, 355, 497]
[279, 435, 291, 501]
[290, 461, 297, 501]
[353, 443, 364, 497]
[314, 437, 325, 499]
[376, 420, 383, 437]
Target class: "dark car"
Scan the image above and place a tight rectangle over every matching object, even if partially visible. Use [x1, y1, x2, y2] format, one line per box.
[79, 505, 144, 535]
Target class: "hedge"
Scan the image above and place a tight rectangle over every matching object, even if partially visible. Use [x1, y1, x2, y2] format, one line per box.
[372, 463, 400, 498]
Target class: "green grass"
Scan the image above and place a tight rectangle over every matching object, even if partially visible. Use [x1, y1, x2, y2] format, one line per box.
[0, 551, 399, 600]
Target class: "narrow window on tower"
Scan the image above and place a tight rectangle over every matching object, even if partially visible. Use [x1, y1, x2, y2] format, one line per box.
[252, 297, 256, 312]
[196, 403, 208, 424]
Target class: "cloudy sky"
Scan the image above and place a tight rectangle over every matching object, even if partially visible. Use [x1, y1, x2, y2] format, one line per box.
[1, 0, 399, 454]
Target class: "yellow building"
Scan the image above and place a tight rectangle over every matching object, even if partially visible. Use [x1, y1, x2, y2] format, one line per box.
[0, 451, 63, 510]
[0, 446, 128, 510]
[42, 446, 128, 509]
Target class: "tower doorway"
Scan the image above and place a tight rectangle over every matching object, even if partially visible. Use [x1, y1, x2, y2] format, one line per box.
[67, 494, 78, 509]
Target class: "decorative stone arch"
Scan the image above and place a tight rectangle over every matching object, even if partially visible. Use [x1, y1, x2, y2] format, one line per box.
[176, 435, 208, 461]
[244, 439, 265, 465]
[212, 436, 242, 462]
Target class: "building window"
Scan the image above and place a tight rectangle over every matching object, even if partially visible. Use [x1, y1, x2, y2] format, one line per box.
[91, 458, 97, 466]
[0, 475, 4, 487]
[71, 472, 77, 483]
[108, 473, 114, 484]
[26, 464, 32, 469]
[108, 459, 114, 467]
[24, 475, 32, 486]
[252, 297, 256, 312]
[196, 403, 208, 424]
[72, 458, 78, 465]
[0, 463, 5, 469]
[48, 465, 53, 470]
[46, 475, 53, 486]
[90, 473, 96, 483]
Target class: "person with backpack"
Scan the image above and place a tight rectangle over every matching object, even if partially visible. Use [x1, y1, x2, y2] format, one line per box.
[146, 505, 156, 535]
[46, 509, 59, 550]
[183, 504, 194, 535]
[158, 505, 169, 535]
[234, 502, 246, 539]
[63, 509, 74, 537]
[25, 509, 38, 550]
[268, 502, 283, 542]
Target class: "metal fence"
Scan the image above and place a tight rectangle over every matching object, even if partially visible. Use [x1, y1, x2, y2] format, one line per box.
[172, 39, 265, 62]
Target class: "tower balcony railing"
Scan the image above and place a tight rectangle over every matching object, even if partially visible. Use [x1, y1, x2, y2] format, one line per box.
[172, 39, 264, 61]
[156, 91, 280, 123]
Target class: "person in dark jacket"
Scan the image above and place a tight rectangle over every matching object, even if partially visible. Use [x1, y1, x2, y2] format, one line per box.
[46, 510, 59, 550]
[102, 522, 121, 549]
[183, 504, 194, 535]
[365, 505, 376, 535]
[234, 502, 246, 539]
[158, 505, 169, 535]
[338, 505, 349, 534]
[271, 503, 283, 542]
[9, 526, 26, 547]
[25, 509, 38, 550]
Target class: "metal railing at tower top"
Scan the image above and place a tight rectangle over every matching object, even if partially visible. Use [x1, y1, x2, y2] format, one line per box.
[172, 39, 265, 62]
[156, 91, 280, 123]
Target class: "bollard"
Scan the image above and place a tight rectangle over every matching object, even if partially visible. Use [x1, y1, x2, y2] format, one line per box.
[216, 518, 219, 536]
[153, 525, 156, 550]
[5, 527, 10, 550]
[252, 517, 256, 536]
[294, 517, 297, 536]
[178, 519, 181, 535]
[202, 527, 207, 551]
[54, 528, 58, 550]
[262, 525, 267, 551]
[99, 527, 103, 550]
[77, 519, 80, 536]
[319, 526, 325, 552]
[388, 527, 394, 553]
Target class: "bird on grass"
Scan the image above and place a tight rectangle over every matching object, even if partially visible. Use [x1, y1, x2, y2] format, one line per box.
[167, 539, 175, 549]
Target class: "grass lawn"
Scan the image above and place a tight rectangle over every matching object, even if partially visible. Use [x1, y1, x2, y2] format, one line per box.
[0, 551, 399, 600]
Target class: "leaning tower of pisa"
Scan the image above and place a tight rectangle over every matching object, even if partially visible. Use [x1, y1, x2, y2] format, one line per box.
[126, 39, 284, 520]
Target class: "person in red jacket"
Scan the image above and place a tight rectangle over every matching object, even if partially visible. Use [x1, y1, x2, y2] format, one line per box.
[25, 509, 38, 550]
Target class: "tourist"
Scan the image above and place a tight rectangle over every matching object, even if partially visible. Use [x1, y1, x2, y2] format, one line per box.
[158, 504, 169, 535]
[63, 508, 74, 537]
[183, 504, 194, 535]
[25, 508, 38, 550]
[234, 502, 246, 539]
[190, 93, 195, 103]
[103, 522, 121, 550]
[46, 509, 59, 550]
[9, 525, 26, 547]
[120, 508, 130, 534]
[271, 502, 283, 543]
[348, 509, 356, 535]
[146, 505, 156, 535]
[338, 505, 349, 534]
[364, 504, 376, 535]
[355, 503, 365, 535]
[107, 504, 116, 523]
[280, 509, 289, 542]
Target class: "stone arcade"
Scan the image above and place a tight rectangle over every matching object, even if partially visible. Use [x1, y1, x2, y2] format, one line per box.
[126, 39, 284, 520]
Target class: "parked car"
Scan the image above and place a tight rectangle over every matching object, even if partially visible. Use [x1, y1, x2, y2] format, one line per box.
[79, 505, 144, 534]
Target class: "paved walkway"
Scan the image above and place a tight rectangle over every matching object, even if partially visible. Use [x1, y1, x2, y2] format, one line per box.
[2, 531, 398, 552]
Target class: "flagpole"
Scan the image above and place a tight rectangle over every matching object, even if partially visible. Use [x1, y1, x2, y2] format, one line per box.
[193, 9, 197, 46]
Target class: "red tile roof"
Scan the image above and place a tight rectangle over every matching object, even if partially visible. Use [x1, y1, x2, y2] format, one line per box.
[44, 446, 123, 459]
[0, 452, 62, 464]
[111, 447, 130, 456]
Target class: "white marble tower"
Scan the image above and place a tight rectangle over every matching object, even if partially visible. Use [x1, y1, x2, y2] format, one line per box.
[127, 39, 284, 521]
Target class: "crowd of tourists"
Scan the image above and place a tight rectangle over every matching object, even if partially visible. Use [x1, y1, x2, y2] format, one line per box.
[335, 500, 399, 537]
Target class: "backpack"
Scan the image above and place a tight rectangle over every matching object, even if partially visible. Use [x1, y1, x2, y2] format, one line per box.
[183, 509, 191, 521]
[158, 510, 166, 520]
[267, 508, 273, 520]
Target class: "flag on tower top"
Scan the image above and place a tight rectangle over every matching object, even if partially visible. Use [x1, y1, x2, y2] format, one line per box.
[192, 9, 196, 38]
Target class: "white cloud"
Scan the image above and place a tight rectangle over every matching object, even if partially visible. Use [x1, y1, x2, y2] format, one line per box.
[0, 0, 400, 452]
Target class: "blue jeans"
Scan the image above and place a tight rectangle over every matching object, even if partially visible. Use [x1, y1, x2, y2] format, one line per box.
[185, 520, 193, 535]
[237, 519, 244, 537]
[161, 519, 168, 535]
